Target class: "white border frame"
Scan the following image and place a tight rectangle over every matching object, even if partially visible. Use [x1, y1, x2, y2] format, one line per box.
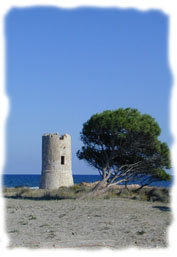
[0, 1, 176, 256]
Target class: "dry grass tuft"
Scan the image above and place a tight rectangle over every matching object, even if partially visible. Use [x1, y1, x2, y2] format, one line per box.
[3, 184, 170, 202]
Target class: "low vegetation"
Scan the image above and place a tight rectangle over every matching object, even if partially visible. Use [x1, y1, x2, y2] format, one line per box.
[3, 183, 170, 203]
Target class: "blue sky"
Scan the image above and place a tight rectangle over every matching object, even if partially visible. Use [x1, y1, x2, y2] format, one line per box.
[4, 7, 172, 174]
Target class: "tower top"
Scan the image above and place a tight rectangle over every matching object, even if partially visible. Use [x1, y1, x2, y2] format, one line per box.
[43, 132, 59, 137]
[42, 133, 70, 140]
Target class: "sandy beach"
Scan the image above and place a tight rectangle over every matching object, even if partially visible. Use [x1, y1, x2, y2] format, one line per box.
[5, 197, 171, 249]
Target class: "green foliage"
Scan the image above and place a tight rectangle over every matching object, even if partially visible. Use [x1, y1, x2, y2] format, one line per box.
[77, 108, 171, 186]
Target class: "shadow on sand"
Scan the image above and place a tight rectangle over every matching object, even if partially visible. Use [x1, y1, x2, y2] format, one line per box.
[152, 206, 171, 212]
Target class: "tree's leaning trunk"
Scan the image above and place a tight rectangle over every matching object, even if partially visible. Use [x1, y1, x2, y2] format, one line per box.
[90, 177, 107, 192]
[85, 177, 108, 197]
[79, 171, 111, 198]
[134, 184, 149, 192]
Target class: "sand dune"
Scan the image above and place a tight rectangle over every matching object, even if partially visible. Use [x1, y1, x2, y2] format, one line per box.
[5, 198, 171, 248]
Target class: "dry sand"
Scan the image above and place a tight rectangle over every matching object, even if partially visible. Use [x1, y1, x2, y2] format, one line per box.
[5, 198, 171, 249]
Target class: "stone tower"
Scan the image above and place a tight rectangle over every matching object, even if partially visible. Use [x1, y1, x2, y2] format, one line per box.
[40, 133, 74, 189]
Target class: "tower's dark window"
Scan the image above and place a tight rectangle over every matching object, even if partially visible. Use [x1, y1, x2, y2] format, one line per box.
[61, 156, 65, 165]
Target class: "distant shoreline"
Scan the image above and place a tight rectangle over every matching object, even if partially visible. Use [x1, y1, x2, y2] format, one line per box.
[3, 174, 173, 188]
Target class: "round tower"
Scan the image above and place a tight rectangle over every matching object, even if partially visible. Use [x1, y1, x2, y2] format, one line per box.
[40, 133, 74, 189]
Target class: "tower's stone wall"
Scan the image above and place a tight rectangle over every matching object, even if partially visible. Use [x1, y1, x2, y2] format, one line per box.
[40, 133, 74, 189]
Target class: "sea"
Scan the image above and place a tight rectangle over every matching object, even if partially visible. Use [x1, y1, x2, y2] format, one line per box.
[2, 174, 172, 188]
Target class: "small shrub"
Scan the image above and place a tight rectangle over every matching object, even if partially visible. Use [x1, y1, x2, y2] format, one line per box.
[136, 230, 146, 235]
[70, 184, 88, 194]
[103, 189, 118, 199]
[146, 187, 169, 202]
[39, 223, 49, 227]
[19, 221, 28, 225]
[9, 230, 19, 233]
[139, 193, 149, 201]
[3, 187, 30, 197]
[22, 189, 46, 199]
[28, 215, 36, 220]
[71, 184, 81, 191]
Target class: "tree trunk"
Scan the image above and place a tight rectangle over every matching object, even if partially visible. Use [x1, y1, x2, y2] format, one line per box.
[134, 184, 149, 192]
[79, 176, 109, 199]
